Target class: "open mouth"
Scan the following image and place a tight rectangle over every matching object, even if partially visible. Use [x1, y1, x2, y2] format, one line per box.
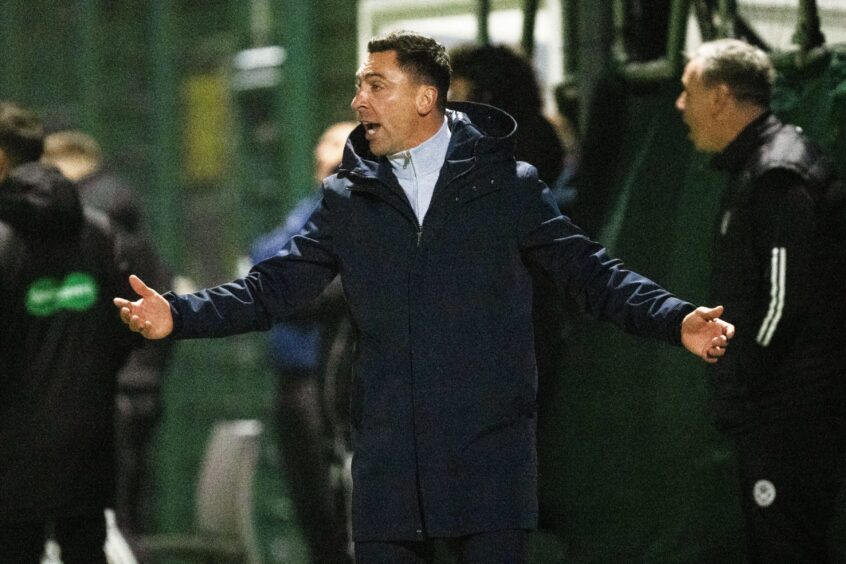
[361, 121, 381, 138]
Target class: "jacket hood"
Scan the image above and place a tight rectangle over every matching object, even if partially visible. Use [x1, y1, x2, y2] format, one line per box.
[340, 101, 517, 179]
[0, 162, 84, 239]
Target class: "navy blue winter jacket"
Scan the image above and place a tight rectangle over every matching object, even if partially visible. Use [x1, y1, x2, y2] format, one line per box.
[165, 102, 695, 541]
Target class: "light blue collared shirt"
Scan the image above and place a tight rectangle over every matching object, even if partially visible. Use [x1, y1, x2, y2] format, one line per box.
[388, 117, 451, 224]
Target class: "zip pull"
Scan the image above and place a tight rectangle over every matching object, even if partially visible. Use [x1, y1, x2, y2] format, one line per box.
[417, 228, 423, 247]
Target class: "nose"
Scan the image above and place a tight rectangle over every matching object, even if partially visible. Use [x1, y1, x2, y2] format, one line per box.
[675, 92, 685, 112]
[351, 89, 365, 111]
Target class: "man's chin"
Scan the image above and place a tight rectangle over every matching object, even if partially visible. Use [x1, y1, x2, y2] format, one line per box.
[368, 143, 387, 157]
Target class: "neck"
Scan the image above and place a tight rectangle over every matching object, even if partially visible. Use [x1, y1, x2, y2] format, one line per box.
[719, 105, 767, 151]
[404, 112, 445, 152]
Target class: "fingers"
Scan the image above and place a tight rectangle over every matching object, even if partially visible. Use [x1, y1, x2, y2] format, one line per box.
[702, 335, 728, 364]
[114, 300, 146, 334]
[128, 312, 147, 334]
[129, 274, 154, 297]
[698, 304, 724, 321]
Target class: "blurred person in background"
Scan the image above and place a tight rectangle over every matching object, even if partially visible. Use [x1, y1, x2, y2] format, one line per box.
[0, 101, 135, 563]
[448, 43, 564, 190]
[448, 44, 574, 533]
[676, 39, 846, 562]
[249, 121, 357, 564]
[41, 130, 173, 541]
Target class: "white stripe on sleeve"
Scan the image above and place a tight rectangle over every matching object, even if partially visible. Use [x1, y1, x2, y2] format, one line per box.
[756, 247, 786, 347]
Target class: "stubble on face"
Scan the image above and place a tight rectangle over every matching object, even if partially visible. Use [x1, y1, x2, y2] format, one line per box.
[677, 59, 717, 152]
[352, 50, 426, 157]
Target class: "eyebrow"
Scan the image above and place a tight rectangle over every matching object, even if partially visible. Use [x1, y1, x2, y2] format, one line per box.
[356, 71, 387, 83]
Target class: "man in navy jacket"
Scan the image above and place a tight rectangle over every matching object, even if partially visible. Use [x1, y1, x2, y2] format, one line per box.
[116, 31, 734, 564]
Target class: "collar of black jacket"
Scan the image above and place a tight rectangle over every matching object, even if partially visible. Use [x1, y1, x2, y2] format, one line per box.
[710, 111, 780, 173]
[339, 101, 517, 181]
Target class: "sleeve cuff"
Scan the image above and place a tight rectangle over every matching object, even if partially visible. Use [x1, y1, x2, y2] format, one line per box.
[162, 291, 183, 337]
[668, 301, 696, 346]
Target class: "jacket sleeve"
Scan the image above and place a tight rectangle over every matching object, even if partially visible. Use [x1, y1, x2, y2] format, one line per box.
[718, 170, 817, 387]
[516, 173, 694, 345]
[166, 194, 340, 339]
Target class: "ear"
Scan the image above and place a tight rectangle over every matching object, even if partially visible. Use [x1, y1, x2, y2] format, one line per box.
[710, 83, 732, 115]
[416, 84, 438, 116]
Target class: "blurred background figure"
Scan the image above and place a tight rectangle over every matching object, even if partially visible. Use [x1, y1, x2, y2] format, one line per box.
[0, 101, 134, 563]
[447, 42, 574, 537]
[448, 43, 565, 192]
[249, 120, 357, 564]
[41, 130, 173, 542]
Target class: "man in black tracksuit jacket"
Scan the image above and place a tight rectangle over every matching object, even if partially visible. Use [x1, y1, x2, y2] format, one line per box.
[677, 39, 846, 562]
[0, 102, 134, 563]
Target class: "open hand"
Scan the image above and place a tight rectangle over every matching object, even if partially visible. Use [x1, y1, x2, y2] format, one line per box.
[113, 275, 174, 340]
[681, 305, 735, 363]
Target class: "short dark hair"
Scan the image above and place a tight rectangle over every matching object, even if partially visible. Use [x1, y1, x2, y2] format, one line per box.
[368, 31, 451, 112]
[449, 44, 543, 117]
[0, 101, 44, 167]
[692, 39, 775, 107]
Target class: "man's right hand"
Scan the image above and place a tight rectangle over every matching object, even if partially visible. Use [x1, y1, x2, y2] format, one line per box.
[113, 274, 174, 340]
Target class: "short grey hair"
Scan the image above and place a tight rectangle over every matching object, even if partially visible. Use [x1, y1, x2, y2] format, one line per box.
[691, 39, 775, 107]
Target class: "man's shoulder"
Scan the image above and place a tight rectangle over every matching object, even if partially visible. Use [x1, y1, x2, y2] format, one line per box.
[751, 122, 830, 180]
[321, 173, 358, 200]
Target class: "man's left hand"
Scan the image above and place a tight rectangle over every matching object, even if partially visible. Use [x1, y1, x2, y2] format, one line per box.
[681, 305, 735, 363]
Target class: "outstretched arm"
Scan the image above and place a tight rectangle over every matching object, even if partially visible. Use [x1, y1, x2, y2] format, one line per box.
[681, 305, 735, 363]
[113, 274, 174, 340]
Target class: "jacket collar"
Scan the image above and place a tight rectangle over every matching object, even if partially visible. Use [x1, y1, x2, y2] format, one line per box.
[388, 117, 451, 180]
[339, 101, 517, 184]
[711, 111, 780, 173]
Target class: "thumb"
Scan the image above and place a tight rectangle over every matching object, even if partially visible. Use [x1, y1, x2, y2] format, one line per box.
[698, 304, 724, 321]
[129, 274, 154, 298]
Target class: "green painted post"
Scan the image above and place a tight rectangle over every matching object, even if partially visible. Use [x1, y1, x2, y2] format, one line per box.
[276, 0, 317, 209]
[521, 0, 540, 58]
[477, 0, 490, 46]
[78, 0, 102, 139]
[667, 0, 692, 75]
[794, 0, 825, 52]
[0, 2, 24, 100]
[150, 0, 182, 269]
[717, 0, 736, 37]
[562, 0, 579, 77]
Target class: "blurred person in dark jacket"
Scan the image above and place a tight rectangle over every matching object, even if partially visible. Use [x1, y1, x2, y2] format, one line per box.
[676, 39, 846, 562]
[448, 43, 564, 189]
[114, 32, 735, 564]
[447, 44, 575, 532]
[249, 121, 356, 564]
[0, 101, 135, 563]
[41, 130, 173, 540]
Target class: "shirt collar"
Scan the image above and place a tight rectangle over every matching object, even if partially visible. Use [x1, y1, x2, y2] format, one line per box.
[388, 117, 451, 179]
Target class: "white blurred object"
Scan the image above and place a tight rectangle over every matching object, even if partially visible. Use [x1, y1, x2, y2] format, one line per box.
[172, 274, 199, 294]
[40, 538, 62, 564]
[104, 508, 138, 564]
